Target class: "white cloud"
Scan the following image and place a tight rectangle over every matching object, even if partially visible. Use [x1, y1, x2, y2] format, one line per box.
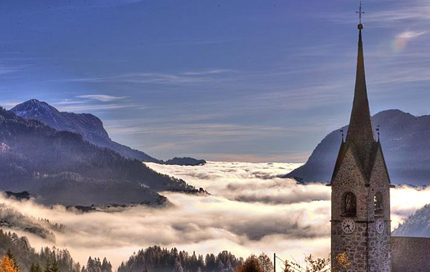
[2, 162, 430, 270]
[183, 69, 233, 76]
[54, 69, 234, 85]
[55, 103, 132, 113]
[397, 31, 427, 40]
[76, 95, 127, 102]
[0, 66, 21, 75]
[57, 73, 206, 85]
[324, 1, 430, 28]
[52, 96, 140, 113]
[0, 101, 20, 109]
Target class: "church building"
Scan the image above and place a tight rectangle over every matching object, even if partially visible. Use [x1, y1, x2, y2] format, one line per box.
[330, 20, 392, 272]
[329, 12, 430, 272]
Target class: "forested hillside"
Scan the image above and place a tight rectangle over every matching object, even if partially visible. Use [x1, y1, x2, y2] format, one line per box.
[0, 230, 78, 272]
[0, 107, 200, 206]
[10, 100, 206, 166]
[0, 205, 57, 241]
[0, 231, 276, 272]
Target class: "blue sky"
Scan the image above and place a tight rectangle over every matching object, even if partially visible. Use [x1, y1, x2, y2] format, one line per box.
[1, 0, 429, 162]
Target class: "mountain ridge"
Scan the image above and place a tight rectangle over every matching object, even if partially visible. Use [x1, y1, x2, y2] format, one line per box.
[286, 109, 430, 185]
[393, 204, 430, 237]
[11, 99, 206, 166]
[0, 107, 200, 206]
[11, 99, 159, 162]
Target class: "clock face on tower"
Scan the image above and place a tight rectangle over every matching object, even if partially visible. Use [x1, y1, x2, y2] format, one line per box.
[376, 218, 385, 234]
[341, 218, 356, 234]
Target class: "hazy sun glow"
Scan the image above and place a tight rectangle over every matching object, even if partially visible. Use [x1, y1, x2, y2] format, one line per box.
[392, 31, 426, 52]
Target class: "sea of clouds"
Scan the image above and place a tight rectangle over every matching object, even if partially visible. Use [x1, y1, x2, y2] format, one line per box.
[1, 161, 430, 268]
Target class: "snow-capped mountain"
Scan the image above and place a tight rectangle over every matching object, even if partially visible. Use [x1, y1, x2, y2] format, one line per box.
[11, 99, 159, 162]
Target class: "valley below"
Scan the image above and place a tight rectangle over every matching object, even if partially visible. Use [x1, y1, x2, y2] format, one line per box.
[1, 161, 430, 269]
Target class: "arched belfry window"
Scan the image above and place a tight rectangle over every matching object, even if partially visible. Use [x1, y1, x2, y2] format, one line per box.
[374, 192, 384, 216]
[342, 192, 357, 217]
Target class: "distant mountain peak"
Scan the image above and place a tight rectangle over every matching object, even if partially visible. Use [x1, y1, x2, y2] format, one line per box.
[12, 99, 59, 118]
[285, 109, 430, 186]
[26, 98, 40, 104]
[0, 109, 200, 206]
[10, 99, 205, 165]
[10, 99, 160, 163]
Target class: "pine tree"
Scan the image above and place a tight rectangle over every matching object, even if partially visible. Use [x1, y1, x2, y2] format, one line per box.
[101, 258, 112, 272]
[45, 258, 60, 272]
[50, 260, 61, 272]
[30, 263, 43, 272]
[172, 260, 183, 272]
[44, 259, 51, 272]
[6, 250, 19, 272]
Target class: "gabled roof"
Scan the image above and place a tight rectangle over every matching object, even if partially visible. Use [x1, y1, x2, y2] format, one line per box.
[369, 141, 391, 184]
[331, 141, 380, 183]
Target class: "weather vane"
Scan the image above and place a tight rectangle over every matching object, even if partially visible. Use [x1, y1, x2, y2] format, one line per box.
[356, 1, 365, 27]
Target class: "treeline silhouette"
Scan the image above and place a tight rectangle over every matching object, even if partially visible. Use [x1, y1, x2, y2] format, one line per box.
[118, 246, 244, 272]
[1, 231, 248, 272]
[82, 257, 112, 272]
[0, 230, 78, 272]
[0, 230, 114, 272]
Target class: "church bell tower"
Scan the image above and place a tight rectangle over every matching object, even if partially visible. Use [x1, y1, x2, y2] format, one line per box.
[330, 16, 392, 272]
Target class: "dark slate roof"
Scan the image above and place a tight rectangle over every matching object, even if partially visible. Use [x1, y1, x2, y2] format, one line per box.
[331, 25, 390, 183]
[332, 141, 385, 183]
[346, 26, 375, 145]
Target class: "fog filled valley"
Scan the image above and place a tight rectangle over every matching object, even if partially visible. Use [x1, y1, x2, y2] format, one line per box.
[2, 162, 430, 271]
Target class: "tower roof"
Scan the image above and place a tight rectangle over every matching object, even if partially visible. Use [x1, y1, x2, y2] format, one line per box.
[346, 24, 375, 145]
[332, 24, 380, 182]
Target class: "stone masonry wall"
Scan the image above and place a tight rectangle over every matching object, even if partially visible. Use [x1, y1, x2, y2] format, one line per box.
[392, 236, 430, 272]
[331, 145, 392, 272]
[331, 147, 369, 272]
[367, 147, 391, 272]
[332, 222, 368, 272]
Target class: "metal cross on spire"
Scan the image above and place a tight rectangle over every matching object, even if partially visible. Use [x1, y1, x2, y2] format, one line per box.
[356, 1, 365, 25]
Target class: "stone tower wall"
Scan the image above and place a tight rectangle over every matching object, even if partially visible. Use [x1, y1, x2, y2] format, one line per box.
[331, 147, 369, 271]
[367, 148, 391, 272]
[332, 222, 368, 272]
[331, 145, 392, 272]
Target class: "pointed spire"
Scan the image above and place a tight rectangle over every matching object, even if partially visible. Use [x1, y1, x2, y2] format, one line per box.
[331, 16, 387, 183]
[346, 24, 375, 145]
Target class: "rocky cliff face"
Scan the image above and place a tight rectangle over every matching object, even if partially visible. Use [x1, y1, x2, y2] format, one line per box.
[286, 109, 430, 185]
[11, 99, 159, 162]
